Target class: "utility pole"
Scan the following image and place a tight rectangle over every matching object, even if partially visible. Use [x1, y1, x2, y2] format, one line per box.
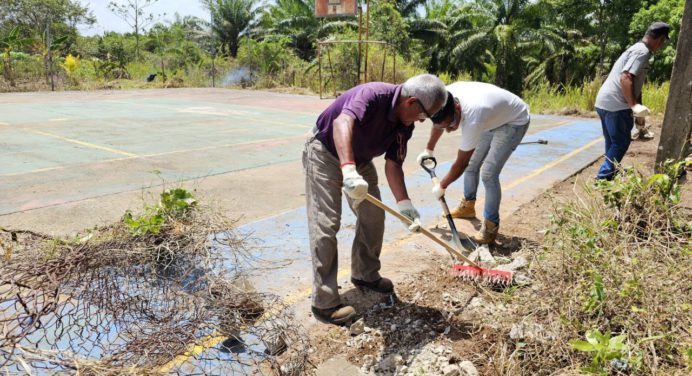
[46, 20, 55, 92]
[655, 0, 692, 168]
[210, 9, 215, 88]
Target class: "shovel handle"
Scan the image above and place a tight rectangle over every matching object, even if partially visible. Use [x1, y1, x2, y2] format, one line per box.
[420, 156, 438, 178]
[364, 194, 479, 267]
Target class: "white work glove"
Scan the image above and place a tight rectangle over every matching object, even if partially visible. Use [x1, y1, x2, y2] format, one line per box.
[341, 164, 368, 207]
[631, 104, 650, 118]
[416, 149, 434, 166]
[432, 182, 445, 200]
[397, 199, 421, 232]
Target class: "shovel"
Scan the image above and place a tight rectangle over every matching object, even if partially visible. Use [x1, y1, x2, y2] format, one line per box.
[419, 156, 478, 255]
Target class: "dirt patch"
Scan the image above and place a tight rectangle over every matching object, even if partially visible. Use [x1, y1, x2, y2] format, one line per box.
[302, 118, 691, 375]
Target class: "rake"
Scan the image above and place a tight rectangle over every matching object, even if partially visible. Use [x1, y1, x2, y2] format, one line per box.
[364, 194, 513, 286]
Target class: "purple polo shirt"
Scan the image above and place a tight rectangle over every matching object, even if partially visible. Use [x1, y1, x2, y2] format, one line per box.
[315, 82, 414, 165]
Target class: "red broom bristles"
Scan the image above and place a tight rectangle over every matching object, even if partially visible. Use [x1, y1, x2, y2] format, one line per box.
[451, 264, 513, 285]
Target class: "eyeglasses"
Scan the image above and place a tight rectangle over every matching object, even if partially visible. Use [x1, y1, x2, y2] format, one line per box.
[416, 99, 434, 119]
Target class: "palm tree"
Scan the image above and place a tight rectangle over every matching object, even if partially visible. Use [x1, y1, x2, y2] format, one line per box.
[441, 0, 570, 93]
[204, 0, 260, 58]
[258, 0, 356, 61]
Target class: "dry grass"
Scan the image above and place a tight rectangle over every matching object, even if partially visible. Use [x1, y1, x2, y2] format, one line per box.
[494, 162, 691, 375]
[0, 189, 308, 375]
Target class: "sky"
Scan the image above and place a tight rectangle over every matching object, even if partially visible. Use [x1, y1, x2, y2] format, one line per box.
[77, 0, 211, 36]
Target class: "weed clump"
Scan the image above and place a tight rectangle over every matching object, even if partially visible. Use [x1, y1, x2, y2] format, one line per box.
[506, 161, 691, 375]
[0, 188, 308, 375]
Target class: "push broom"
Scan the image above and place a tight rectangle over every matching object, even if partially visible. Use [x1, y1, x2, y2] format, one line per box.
[364, 194, 513, 286]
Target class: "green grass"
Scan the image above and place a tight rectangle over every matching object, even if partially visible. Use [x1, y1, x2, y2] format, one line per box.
[524, 79, 669, 116]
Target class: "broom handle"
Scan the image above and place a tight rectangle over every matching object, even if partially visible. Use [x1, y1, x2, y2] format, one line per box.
[364, 194, 479, 267]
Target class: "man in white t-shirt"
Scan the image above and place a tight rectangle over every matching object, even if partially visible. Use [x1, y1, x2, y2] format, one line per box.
[417, 82, 529, 244]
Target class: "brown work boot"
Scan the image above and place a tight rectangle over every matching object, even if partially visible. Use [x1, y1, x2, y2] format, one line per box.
[450, 199, 476, 219]
[351, 277, 394, 293]
[473, 219, 499, 244]
[311, 304, 357, 325]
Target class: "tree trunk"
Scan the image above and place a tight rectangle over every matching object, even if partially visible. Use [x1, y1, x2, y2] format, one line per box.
[655, 0, 692, 168]
[230, 41, 238, 59]
[3, 52, 15, 87]
[596, 3, 607, 76]
[135, 32, 140, 60]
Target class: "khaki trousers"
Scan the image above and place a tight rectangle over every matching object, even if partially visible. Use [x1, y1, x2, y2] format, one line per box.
[302, 136, 385, 309]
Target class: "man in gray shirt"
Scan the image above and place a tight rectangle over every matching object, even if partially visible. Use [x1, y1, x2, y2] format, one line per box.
[594, 21, 669, 180]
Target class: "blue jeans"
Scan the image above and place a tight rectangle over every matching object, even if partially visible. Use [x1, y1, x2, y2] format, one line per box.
[463, 122, 529, 224]
[596, 108, 633, 180]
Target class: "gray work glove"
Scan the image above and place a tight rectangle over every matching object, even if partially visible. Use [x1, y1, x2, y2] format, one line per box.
[397, 199, 421, 232]
[341, 164, 368, 207]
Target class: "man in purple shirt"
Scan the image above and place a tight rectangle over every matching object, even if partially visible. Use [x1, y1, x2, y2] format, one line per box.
[303, 74, 447, 325]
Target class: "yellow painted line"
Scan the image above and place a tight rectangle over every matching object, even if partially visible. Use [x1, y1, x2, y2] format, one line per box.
[1, 134, 304, 177]
[503, 137, 602, 190]
[49, 118, 69, 122]
[106, 100, 312, 129]
[221, 128, 250, 134]
[27, 129, 138, 157]
[156, 334, 228, 374]
[139, 134, 306, 158]
[545, 120, 570, 127]
[0, 122, 9, 126]
[157, 136, 604, 372]
[0, 157, 134, 177]
[156, 252, 359, 373]
[176, 107, 251, 117]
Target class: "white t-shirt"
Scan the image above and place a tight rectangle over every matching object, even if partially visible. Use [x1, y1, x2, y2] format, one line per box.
[447, 82, 530, 151]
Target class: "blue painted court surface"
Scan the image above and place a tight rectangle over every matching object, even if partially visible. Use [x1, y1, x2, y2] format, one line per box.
[238, 116, 605, 294]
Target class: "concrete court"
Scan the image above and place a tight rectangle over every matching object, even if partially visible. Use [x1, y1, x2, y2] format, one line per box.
[0, 88, 605, 369]
[0, 88, 605, 288]
[1, 85, 605, 292]
[1, 88, 600, 236]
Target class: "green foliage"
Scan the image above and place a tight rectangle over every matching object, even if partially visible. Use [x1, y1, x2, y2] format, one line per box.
[582, 271, 605, 313]
[159, 188, 197, 216]
[596, 160, 688, 210]
[641, 81, 669, 115]
[569, 330, 629, 374]
[629, 0, 685, 82]
[523, 78, 671, 115]
[523, 79, 600, 114]
[205, 0, 260, 58]
[123, 208, 165, 235]
[0, 0, 685, 98]
[238, 37, 296, 77]
[370, 0, 410, 56]
[122, 188, 196, 235]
